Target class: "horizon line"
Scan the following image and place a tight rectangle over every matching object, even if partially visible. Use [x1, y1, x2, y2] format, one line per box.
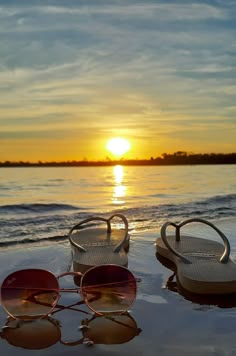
[1, 152, 236, 166]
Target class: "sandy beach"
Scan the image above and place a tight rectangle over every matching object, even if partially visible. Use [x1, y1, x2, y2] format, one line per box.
[1, 218, 236, 355]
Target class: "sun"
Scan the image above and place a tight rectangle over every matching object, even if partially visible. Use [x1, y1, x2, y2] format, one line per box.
[106, 138, 131, 157]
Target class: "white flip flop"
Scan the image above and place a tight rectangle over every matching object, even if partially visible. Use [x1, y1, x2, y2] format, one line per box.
[69, 214, 130, 273]
[156, 218, 236, 295]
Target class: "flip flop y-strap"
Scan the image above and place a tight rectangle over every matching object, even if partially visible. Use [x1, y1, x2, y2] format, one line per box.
[109, 214, 129, 253]
[160, 218, 231, 264]
[68, 214, 129, 253]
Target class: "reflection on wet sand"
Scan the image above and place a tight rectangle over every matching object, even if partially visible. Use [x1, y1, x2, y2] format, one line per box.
[156, 251, 236, 308]
[0, 312, 141, 350]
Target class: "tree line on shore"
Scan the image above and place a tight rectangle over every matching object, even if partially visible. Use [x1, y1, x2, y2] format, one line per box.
[1, 152, 236, 167]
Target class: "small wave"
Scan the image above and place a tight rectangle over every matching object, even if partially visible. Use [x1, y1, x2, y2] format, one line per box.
[199, 194, 236, 205]
[0, 203, 80, 214]
[114, 194, 236, 231]
[0, 193, 235, 246]
[0, 234, 69, 248]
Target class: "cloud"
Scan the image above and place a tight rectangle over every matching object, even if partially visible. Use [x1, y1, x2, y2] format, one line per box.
[0, 0, 236, 159]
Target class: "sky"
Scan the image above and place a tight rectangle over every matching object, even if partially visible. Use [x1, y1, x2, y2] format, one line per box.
[0, 0, 236, 162]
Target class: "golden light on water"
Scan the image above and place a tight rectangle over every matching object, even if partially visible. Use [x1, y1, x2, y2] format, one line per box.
[112, 165, 126, 205]
[114, 165, 123, 184]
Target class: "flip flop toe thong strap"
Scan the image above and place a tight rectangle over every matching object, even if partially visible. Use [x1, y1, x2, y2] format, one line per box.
[68, 214, 129, 253]
[160, 218, 230, 264]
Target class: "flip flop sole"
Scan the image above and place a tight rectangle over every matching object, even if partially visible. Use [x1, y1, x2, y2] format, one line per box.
[156, 219, 236, 295]
[72, 243, 128, 273]
[156, 235, 224, 263]
[68, 214, 130, 273]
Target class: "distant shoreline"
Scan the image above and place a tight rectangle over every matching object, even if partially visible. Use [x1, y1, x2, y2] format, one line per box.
[1, 152, 236, 167]
[1, 163, 235, 167]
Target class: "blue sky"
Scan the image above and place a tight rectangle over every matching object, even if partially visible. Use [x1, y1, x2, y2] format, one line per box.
[0, 0, 236, 161]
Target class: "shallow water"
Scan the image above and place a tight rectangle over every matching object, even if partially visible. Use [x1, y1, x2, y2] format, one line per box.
[0, 165, 235, 247]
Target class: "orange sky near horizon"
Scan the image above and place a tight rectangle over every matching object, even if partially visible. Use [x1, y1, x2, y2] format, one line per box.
[1, 132, 235, 163]
[1, 2, 236, 162]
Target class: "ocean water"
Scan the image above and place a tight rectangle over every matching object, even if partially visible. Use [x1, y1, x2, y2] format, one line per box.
[0, 165, 235, 248]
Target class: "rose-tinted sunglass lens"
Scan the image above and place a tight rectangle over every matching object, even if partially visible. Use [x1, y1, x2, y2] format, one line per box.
[1, 269, 59, 319]
[80, 265, 137, 314]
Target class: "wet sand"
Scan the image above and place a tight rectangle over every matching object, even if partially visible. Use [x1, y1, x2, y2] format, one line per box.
[0, 218, 236, 355]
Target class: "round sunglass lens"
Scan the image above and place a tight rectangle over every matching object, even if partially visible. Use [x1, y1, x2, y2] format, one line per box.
[80, 265, 137, 314]
[1, 269, 59, 319]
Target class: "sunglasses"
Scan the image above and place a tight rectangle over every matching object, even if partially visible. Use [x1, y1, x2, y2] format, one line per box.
[0, 264, 137, 320]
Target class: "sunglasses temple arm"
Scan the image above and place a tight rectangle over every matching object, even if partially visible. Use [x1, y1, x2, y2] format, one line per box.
[52, 291, 103, 315]
[51, 300, 91, 316]
[23, 291, 90, 316]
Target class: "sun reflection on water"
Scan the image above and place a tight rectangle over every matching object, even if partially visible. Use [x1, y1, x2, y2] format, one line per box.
[112, 165, 126, 205]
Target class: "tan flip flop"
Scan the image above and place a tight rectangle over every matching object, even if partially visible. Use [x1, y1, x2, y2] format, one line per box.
[156, 218, 236, 295]
[69, 214, 130, 273]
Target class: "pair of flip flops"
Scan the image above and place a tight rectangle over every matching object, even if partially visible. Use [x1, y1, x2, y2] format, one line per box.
[156, 218, 236, 295]
[69, 214, 130, 273]
[69, 214, 236, 296]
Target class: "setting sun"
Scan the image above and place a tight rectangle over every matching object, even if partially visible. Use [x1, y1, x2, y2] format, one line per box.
[106, 138, 131, 157]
